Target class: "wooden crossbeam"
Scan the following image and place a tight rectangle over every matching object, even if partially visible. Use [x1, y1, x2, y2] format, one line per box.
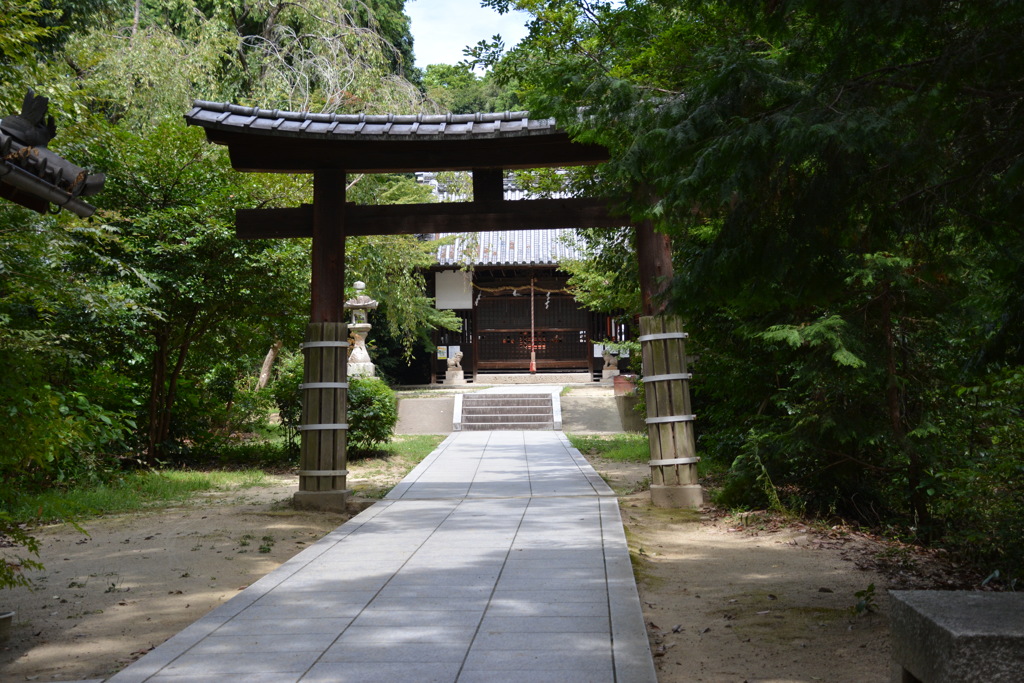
[235, 197, 630, 239]
[210, 131, 610, 173]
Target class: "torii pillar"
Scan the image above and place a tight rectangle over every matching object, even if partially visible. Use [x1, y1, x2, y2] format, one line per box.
[293, 169, 351, 512]
[636, 217, 703, 509]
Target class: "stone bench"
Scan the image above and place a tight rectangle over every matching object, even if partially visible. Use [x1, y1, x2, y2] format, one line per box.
[890, 590, 1024, 682]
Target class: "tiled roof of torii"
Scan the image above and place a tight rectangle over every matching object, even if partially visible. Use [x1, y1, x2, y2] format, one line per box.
[185, 101, 608, 173]
[186, 101, 560, 141]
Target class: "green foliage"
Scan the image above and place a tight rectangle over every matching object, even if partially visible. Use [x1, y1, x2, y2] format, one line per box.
[852, 583, 878, 617]
[269, 360, 400, 457]
[0, 0, 59, 63]
[491, 0, 1024, 580]
[347, 376, 398, 455]
[929, 369, 1024, 576]
[270, 350, 304, 457]
[72, 118, 310, 462]
[0, 0, 446, 587]
[0, 513, 44, 590]
[423, 63, 517, 113]
[561, 228, 643, 317]
[345, 175, 463, 360]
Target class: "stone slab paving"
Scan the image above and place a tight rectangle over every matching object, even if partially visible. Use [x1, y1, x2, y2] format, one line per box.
[104, 431, 656, 683]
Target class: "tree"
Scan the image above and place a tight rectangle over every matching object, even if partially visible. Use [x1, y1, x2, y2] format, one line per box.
[34, 1, 449, 462]
[71, 118, 309, 462]
[423, 63, 517, 113]
[0, 0, 60, 111]
[483, 1, 1024, 553]
[346, 173, 463, 361]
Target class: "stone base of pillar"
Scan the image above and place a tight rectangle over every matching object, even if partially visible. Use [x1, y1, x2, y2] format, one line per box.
[651, 484, 703, 509]
[293, 489, 351, 512]
[602, 368, 620, 380]
[444, 370, 467, 385]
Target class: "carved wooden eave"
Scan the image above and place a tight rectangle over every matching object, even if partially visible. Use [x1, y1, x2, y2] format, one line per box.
[183, 101, 631, 236]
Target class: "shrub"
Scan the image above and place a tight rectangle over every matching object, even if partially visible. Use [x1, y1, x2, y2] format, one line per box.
[269, 351, 303, 457]
[0, 513, 43, 590]
[269, 355, 397, 458]
[347, 376, 397, 455]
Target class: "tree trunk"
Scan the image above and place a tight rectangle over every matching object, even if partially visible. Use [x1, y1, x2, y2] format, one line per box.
[146, 317, 201, 464]
[635, 184, 674, 315]
[881, 282, 930, 534]
[257, 340, 283, 390]
[146, 328, 169, 464]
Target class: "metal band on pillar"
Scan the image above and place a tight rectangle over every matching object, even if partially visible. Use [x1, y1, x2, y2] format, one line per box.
[642, 373, 692, 383]
[301, 341, 350, 349]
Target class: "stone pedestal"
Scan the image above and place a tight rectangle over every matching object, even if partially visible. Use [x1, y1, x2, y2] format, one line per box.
[444, 369, 467, 385]
[602, 350, 620, 380]
[347, 322, 375, 377]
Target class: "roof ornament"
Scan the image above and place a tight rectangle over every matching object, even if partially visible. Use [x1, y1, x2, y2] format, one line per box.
[0, 89, 106, 217]
[0, 89, 56, 147]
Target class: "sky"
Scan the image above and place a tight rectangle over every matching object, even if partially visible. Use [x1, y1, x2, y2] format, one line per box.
[405, 0, 533, 69]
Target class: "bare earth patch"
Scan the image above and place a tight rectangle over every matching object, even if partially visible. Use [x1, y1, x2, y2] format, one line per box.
[622, 496, 891, 682]
[2, 452, 966, 682]
[587, 454, 971, 683]
[0, 476, 347, 682]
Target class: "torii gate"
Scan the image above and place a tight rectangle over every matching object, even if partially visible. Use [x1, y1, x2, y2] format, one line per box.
[184, 101, 701, 511]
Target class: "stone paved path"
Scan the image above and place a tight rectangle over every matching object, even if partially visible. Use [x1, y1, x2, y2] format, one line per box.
[106, 431, 656, 683]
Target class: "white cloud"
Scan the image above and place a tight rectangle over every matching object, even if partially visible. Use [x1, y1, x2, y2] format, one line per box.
[406, 0, 532, 69]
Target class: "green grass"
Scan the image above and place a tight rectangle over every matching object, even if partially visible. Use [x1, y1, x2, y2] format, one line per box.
[6, 469, 268, 524]
[567, 433, 650, 463]
[348, 434, 446, 499]
[569, 433, 728, 484]
[350, 434, 445, 464]
[7, 435, 444, 525]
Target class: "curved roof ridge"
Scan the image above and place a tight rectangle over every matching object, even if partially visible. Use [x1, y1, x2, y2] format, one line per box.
[186, 101, 556, 142]
[191, 101, 540, 125]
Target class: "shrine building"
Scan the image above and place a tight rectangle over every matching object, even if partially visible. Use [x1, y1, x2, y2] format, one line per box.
[428, 228, 628, 383]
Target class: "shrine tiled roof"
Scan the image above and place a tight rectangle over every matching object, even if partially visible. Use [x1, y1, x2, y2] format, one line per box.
[435, 229, 582, 267]
[185, 101, 560, 140]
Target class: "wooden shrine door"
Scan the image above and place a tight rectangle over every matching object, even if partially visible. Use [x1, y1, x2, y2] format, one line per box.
[475, 293, 590, 371]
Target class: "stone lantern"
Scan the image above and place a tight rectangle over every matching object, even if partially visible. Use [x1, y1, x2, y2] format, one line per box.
[344, 281, 378, 377]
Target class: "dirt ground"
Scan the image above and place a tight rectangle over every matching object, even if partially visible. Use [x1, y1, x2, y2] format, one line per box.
[1, 452, 964, 683]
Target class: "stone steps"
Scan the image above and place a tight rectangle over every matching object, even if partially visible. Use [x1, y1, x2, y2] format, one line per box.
[459, 393, 555, 431]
